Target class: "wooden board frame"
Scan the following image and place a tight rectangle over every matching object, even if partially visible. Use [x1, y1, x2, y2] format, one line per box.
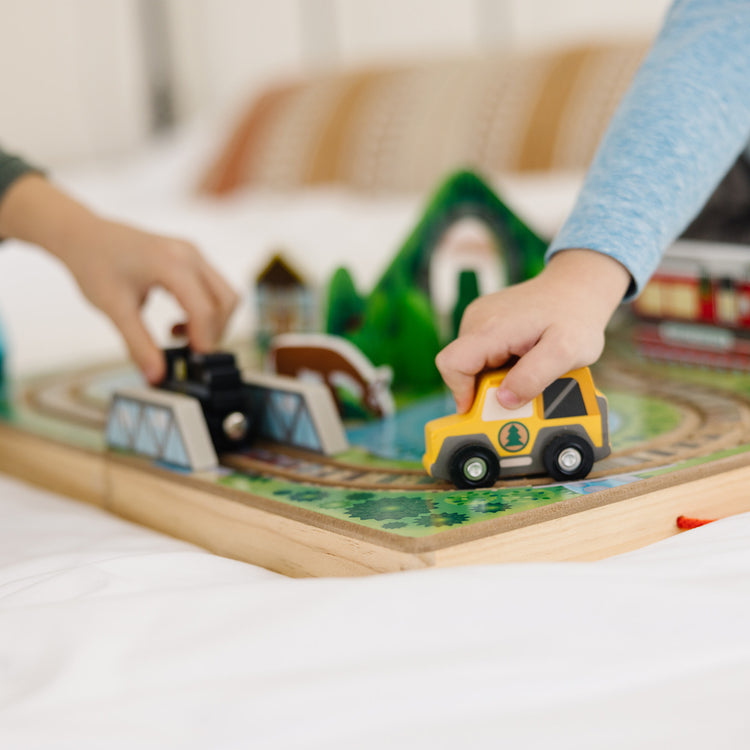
[3, 409, 750, 577]
[6, 337, 750, 577]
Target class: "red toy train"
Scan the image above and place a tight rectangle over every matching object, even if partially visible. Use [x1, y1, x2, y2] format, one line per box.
[631, 240, 750, 369]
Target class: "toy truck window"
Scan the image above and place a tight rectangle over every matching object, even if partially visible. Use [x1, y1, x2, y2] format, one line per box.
[481, 387, 534, 421]
[542, 378, 587, 419]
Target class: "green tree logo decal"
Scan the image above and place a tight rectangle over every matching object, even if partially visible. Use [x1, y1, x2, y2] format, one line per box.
[506, 424, 523, 446]
[499, 421, 529, 452]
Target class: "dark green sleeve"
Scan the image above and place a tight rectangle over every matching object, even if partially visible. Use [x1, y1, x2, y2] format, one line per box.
[0, 147, 41, 204]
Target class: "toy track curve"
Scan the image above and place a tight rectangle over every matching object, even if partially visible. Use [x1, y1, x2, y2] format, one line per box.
[21, 359, 750, 492]
[223, 362, 750, 490]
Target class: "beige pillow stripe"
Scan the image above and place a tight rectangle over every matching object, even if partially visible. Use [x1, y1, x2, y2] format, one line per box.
[517, 47, 597, 171]
[199, 80, 304, 194]
[199, 42, 647, 194]
[303, 70, 392, 185]
[549, 44, 647, 170]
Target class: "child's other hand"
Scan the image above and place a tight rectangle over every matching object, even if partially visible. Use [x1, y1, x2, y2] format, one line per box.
[435, 249, 631, 413]
[0, 175, 239, 384]
[65, 218, 239, 383]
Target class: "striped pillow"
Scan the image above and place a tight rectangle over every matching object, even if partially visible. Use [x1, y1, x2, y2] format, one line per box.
[199, 42, 647, 195]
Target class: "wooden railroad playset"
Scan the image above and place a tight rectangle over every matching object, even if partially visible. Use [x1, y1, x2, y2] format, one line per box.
[3, 170, 750, 577]
[3, 340, 750, 577]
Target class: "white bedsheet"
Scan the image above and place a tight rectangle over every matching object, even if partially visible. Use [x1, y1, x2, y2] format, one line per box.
[1, 472, 749, 749]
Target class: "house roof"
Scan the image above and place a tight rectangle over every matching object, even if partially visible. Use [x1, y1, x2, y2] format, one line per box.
[256, 254, 307, 287]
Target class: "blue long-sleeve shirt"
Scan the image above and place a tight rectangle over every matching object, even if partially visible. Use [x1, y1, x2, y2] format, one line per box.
[547, 0, 750, 298]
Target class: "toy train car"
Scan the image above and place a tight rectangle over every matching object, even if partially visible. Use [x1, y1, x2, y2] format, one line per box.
[633, 240, 750, 329]
[106, 347, 348, 471]
[631, 240, 750, 369]
[161, 347, 253, 453]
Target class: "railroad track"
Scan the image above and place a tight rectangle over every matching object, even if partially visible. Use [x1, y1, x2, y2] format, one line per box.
[224, 362, 750, 490]
[22, 359, 750, 492]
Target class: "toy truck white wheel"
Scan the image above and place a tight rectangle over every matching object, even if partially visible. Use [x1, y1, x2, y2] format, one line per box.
[543, 435, 594, 482]
[449, 446, 500, 489]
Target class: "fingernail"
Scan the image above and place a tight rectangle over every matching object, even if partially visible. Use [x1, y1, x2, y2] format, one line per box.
[497, 387, 523, 409]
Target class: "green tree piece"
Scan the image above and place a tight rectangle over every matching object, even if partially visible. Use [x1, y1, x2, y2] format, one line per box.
[351, 285, 441, 393]
[348, 289, 394, 368]
[325, 266, 365, 335]
[390, 289, 442, 393]
[452, 269, 480, 339]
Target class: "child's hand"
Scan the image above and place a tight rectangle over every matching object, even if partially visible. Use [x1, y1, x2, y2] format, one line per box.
[61, 219, 238, 383]
[0, 174, 238, 383]
[435, 249, 631, 413]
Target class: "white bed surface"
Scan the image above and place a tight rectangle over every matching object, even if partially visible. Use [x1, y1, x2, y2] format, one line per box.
[1, 473, 749, 750]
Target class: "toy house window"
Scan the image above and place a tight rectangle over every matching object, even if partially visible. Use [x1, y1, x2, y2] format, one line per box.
[542, 379, 587, 419]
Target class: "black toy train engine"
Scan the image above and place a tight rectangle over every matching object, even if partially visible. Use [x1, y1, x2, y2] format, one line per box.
[159, 347, 254, 453]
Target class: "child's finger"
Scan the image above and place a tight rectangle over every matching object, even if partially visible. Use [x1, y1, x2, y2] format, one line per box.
[198, 260, 240, 327]
[159, 268, 224, 351]
[108, 301, 165, 384]
[496, 330, 596, 408]
[435, 333, 510, 413]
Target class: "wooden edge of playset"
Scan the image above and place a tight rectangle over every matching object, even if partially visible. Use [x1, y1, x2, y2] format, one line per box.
[3, 417, 750, 576]
[0, 422, 424, 576]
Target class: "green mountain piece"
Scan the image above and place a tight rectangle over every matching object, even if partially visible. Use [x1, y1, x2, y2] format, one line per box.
[325, 169, 548, 395]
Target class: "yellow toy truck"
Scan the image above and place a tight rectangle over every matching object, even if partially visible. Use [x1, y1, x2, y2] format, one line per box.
[423, 366, 610, 488]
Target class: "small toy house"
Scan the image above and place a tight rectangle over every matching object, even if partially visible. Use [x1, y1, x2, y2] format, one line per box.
[255, 253, 316, 350]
